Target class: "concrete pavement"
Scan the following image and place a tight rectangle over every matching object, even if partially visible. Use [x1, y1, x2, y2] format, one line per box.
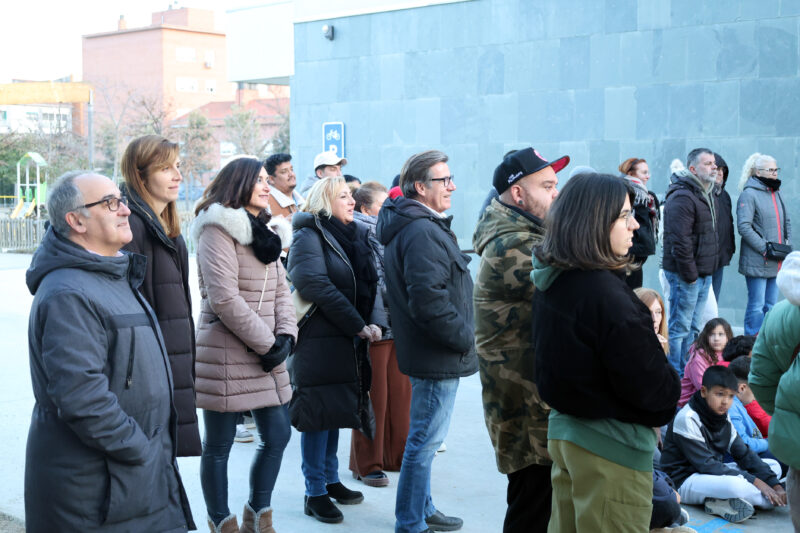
[0, 252, 794, 532]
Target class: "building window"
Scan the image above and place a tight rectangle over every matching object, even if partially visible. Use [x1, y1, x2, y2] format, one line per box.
[0, 110, 6, 122]
[205, 79, 216, 94]
[176, 46, 196, 62]
[26, 111, 39, 121]
[204, 50, 215, 68]
[176, 77, 199, 93]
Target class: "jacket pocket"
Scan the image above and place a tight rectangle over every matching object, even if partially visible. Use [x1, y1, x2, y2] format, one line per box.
[101, 429, 169, 524]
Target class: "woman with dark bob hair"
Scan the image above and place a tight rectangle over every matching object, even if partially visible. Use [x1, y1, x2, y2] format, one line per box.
[530, 173, 680, 533]
[287, 176, 385, 524]
[120, 134, 202, 457]
[191, 156, 297, 533]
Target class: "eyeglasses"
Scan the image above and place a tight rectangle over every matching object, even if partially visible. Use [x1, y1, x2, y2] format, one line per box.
[430, 175, 454, 187]
[77, 195, 128, 212]
[757, 168, 781, 175]
[618, 209, 635, 221]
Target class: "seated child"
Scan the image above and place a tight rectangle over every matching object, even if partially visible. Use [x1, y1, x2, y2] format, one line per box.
[678, 319, 733, 407]
[661, 366, 786, 523]
[650, 469, 691, 530]
[719, 335, 755, 367]
[728, 356, 786, 475]
[720, 335, 771, 436]
[635, 287, 669, 355]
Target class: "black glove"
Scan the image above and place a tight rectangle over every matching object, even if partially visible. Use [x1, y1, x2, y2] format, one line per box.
[259, 334, 295, 373]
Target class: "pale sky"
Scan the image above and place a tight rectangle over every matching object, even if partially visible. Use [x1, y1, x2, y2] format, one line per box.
[0, 1, 242, 82]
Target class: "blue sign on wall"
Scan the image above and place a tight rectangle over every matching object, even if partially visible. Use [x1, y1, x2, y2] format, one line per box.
[322, 122, 345, 157]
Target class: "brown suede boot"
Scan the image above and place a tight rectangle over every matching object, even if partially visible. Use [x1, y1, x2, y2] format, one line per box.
[208, 514, 239, 533]
[240, 502, 276, 533]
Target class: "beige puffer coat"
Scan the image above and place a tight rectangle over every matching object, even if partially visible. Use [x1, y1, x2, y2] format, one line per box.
[191, 203, 297, 412]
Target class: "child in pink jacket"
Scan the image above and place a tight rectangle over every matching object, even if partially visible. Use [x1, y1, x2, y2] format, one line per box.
[678, 318, 733, 407]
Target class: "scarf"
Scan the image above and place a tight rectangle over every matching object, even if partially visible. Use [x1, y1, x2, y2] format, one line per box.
[688, 389, 728, 433]
[247, 213, 282, 265]
[320, 216, 378, 322]
[755, 175, 782, 191]
[624, 176, 658, 234]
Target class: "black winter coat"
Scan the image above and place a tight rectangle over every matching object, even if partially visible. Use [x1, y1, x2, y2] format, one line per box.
[662, 170, 719, 282]
[714, 187, 735, 269]
[376, 197, 478, 379]
[531, 266, 680, 428]
[121, 185, 201, 457]
[287, 212, 379, 434]
[629, 193, 659, 259]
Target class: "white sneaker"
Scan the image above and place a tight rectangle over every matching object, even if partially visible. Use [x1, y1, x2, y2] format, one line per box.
[703, 497, 754, 523]
[437, 442, 447, 453]
[243, 415, 256, 429]
[677, 508, 690, 526]
[234, 425, 254, 443]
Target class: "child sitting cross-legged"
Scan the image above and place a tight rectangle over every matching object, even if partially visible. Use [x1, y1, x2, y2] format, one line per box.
[660, 366, 786, 523]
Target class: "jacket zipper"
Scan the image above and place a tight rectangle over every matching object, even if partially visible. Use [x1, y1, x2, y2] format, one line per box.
[257, 264, 269, 312]
[126, 331, 136, 388]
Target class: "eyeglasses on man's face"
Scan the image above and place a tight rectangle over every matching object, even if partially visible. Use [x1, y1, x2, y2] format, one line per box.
[430, 175, 454, 187]
[76, 194, 129, 212]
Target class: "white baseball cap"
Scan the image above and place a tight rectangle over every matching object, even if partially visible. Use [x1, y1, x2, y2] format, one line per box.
[314, 151, 347, 170]
[777, 251, 800, 305]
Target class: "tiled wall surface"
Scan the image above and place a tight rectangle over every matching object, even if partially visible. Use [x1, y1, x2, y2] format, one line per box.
[290, 0, 800, 323]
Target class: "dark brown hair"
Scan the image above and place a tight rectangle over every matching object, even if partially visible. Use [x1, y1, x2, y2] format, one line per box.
[195, 157, 270, 222]
[619, 157, 646, 176]
[693, 318, 734, 366]
[121, 135, 181, 238]
[400, 150, 448, 199]
[353, 181, 388, 213]
[534, 173, 635, 271]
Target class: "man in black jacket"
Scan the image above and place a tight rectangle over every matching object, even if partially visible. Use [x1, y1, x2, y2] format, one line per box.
[377, 150, 478, 533]
[662, 148, 719, 375]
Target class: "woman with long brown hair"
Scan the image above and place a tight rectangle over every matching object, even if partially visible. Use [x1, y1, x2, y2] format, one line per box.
[192, 156, 297, 533]
[121, 134, 201, 457]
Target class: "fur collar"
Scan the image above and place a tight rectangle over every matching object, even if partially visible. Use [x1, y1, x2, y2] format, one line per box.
[190, 203, 293, 249]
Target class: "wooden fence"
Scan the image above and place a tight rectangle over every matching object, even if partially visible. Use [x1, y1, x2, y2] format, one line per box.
[0, 217, 47, 252]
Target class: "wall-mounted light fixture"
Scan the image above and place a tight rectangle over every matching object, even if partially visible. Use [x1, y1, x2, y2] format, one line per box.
[322, 24, 334, 41]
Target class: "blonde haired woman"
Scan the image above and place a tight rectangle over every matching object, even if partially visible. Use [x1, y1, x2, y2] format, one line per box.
[634, 287, 669, 355]
[120, 134, 201, 457]
[287, 176, 384, 523]
[737, 153, 792, 335]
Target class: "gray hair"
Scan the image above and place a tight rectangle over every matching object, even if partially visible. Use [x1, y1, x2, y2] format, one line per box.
[47, 171, 90, 235]
[399, 150, 449, 199]
[686, 148, 714, 170]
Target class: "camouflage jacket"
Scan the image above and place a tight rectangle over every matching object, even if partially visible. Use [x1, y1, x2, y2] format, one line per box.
[473, 198, 551, 473]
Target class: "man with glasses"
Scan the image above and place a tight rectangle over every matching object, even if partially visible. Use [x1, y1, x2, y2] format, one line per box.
[662, 148, 720, 375]
[298, 150, 348, 195]
[473, 148, 568, 533]
[24, 171, 194, 532]
[377, 150, 477, 533]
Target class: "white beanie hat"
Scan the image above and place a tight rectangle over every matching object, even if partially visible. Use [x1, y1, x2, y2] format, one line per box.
[777, 251, 800, 305]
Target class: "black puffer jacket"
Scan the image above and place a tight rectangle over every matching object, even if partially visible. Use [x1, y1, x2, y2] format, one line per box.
[629, 193, 659, 258]
[531, 264, 680, 428]
[376, 196, 478, 379]
[121, 185, 201, 457]
[287, 212, 380, 433]
[662, 170, 719, 282]
[714, 186, 735, 269]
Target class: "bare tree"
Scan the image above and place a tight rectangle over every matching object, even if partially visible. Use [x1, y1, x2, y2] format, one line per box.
[223, 105, 270, 158]
[174, 110, 215, 211]
[93, 80, 137, 179]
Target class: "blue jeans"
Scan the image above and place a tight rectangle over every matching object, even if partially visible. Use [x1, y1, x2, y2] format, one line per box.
[664, 270, 711, 376]
[200, 405, 292, 525]
[301, 429, 340, 497]
[711, 266, 725, 304]
[395, 377, 459, 533]
[744, 276, 779, 335]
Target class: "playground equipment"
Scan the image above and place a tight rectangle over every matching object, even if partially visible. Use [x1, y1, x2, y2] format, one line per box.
[11, 152, 48, 220]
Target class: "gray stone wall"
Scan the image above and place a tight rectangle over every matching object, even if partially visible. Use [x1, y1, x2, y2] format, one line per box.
[290, 0, 800, 324]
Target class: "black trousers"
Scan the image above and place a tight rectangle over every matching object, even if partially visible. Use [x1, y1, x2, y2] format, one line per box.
[504, 463, 553, 533]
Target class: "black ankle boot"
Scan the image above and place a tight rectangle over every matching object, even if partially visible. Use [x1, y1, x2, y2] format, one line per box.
[304, 495, 343, 524]
[325, 481, 364, 504]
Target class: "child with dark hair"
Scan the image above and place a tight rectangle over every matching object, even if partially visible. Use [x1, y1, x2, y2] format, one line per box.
[718, 335, 773, 436]
[678, 318, 734, 407]
[720, 335, 756, 364]
[661, 366, 786, 523]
